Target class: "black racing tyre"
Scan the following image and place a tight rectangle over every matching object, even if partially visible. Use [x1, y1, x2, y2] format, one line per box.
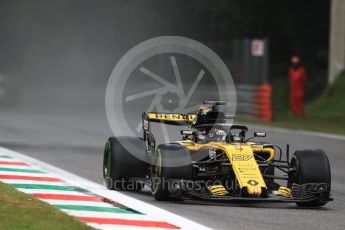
[151, 144, 192, 201]
[103, 136, 149, 191]
[290, 149, 331, 207]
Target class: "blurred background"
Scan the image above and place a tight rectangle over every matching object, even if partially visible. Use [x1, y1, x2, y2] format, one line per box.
[1, 3, 344, 229]
[0, 0, 343, 134]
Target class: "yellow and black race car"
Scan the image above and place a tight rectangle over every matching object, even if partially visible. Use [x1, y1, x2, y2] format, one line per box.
[103, 101, 332, 207]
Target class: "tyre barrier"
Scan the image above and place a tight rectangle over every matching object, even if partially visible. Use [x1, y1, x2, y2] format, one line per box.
[236, 84, 272, 121]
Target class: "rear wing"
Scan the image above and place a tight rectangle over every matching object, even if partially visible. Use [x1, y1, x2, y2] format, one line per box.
[142, 112, 196, 131]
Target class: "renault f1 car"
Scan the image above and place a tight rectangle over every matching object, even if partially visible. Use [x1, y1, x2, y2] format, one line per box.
[103, 101, 332, 207]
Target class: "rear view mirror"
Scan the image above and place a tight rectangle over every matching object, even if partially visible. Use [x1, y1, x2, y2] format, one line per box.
[254, 132, 266, 137]
[181, 130, 193, 135]
[224, 115, 235, 119]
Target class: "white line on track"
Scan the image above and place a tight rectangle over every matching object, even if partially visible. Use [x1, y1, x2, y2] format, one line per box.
[0, 159, 24, 163]
[0, 147, 211, 230]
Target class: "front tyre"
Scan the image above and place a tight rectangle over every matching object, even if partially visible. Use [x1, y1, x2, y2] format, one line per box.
[151, 144, 192, 201]
[289, 149, 331, 207]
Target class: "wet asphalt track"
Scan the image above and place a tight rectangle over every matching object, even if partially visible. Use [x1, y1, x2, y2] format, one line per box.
[0, 104, 345, 230]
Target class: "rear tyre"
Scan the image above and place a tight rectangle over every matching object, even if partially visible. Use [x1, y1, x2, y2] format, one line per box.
[289, 150, 331, 207]
[151, 144, 192, 201]
[103, 136, 149, 191]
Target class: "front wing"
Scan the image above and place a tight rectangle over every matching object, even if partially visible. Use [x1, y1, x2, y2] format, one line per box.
[167, 181, 333, 204]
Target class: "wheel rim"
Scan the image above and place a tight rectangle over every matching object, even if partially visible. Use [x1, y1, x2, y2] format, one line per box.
[290, 156, 300, 185]
[151, 149, 162, 193]
[103, 141, 112, 187]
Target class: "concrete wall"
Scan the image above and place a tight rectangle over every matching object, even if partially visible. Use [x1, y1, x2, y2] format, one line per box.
[329, 0, 345, 83]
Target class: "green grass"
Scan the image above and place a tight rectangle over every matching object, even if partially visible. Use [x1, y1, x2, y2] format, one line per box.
[307, 72, 345, 118]
[0, 182, 93, 230]
[239, 72, 345, 135]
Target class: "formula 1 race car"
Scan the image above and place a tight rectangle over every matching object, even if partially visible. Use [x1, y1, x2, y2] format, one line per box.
[103, 101, 332, 207]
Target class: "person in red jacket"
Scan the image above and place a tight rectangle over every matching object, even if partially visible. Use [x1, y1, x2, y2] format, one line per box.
[289, 55, 307, 117]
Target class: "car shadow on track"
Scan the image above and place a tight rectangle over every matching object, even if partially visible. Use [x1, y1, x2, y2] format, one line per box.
[119, 188, 331, 211]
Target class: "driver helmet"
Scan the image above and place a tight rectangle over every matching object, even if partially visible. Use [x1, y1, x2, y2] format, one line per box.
[192, 108, 226, 127]
[209, 128, 227, 142]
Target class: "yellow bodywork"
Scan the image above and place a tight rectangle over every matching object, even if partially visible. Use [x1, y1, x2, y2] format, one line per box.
[178, 140, 275, 197]
[146, 113, 196, 123]
[144, 108, 275, 197]
[276, 186, 292, 198]
[207, 185, 229, 196]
